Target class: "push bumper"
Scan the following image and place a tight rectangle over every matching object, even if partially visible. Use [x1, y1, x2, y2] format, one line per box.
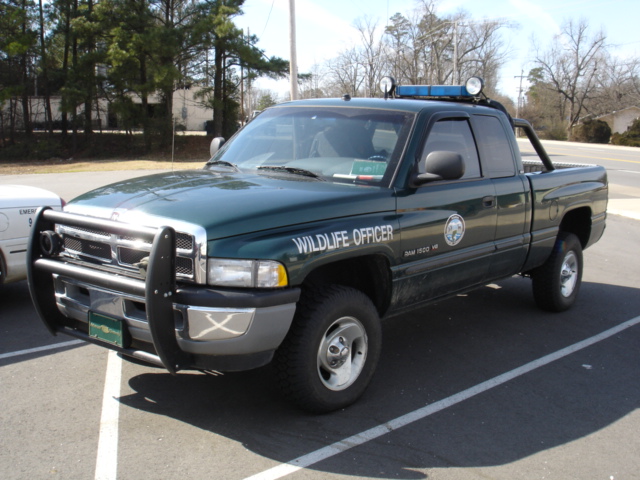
[27, 208, 299, 373]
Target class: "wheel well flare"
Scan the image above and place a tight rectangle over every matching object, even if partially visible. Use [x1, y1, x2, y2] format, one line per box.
[302, 255, 391, 316]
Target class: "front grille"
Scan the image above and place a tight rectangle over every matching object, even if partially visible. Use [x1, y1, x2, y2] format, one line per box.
[118, 246, 147, 265]
[176, 233, 194, 250]
[70, 226, 111, 238]
[64, 237, 112, 261]
[57, 219, 206, 283]
[116, 232, 192, 250]
[176, 257, 193, 275]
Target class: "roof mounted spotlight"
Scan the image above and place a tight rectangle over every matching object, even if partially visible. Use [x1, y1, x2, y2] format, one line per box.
[465, 76, 484, 96]
[379, 76, 396, 99]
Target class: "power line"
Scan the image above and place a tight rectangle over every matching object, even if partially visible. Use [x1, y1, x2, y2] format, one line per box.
[260, 0, 276, 39]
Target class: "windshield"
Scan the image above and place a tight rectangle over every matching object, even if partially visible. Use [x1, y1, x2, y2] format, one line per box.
[206, 105, 414, 186]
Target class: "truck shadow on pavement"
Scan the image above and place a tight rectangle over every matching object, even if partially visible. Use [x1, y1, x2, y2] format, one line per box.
[118, 276, 640, 479]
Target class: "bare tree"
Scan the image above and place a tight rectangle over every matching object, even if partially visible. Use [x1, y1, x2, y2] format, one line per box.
[456, 18, 512, 89]
[592, 55, 640, 115]
[319, 1, 513, 98]
[384, 11, 429, 84]
[382, 2, 513, 87]
[533, 18, 606, 137]
[325, 47, 365, 97]
[299, 64, 326, 99]
[322, 18, 388, 97]
[384, 2, 450, 85]
[353, 17, 388, 97]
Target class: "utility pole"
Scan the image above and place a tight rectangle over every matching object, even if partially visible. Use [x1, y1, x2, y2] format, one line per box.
[453, 21, 458, 85]
[246, 28, 252, 119]
[240, 30, 244, 121]
[514, 69, 526, 118]
[289, 0, 299, 100]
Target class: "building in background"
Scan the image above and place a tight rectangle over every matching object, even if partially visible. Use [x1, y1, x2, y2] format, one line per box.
[597, 106, 640, 134]
[2, 88, 213, 133]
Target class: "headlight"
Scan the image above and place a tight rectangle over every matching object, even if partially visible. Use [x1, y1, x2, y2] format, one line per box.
[207, 259, 288, 288]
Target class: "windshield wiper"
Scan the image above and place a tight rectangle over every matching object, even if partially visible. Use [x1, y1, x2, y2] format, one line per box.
[258, 165, 323, 180]
[206, 160, 239, 171]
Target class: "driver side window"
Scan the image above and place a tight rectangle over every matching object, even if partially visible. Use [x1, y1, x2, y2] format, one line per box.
[422, 119, 481, 179]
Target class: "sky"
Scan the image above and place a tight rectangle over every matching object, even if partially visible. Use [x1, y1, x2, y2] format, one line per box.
[234, 0, 640, 102]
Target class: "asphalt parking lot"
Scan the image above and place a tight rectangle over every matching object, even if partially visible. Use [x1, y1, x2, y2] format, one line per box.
[2, 140, 640, 479]
[2, 211, 639, 480]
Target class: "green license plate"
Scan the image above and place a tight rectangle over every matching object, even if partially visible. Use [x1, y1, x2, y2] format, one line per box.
[89, 312, 125, 347]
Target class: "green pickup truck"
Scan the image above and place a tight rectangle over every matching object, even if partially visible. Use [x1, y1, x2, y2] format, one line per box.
[28, 78, 608, 412]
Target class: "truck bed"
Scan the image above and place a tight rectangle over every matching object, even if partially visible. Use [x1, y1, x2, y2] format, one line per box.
[522, 162, 608, 271]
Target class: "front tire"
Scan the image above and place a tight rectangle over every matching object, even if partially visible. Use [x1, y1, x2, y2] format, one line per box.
[274, 284, 382, 413]
[532, 232, 583, 312]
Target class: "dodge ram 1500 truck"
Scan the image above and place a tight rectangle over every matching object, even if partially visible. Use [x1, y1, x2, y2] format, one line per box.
[28, 77, 607, 412]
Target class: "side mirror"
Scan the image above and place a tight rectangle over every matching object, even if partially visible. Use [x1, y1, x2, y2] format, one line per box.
[410, 150, 465, 187]
[209, 137, 226, 157]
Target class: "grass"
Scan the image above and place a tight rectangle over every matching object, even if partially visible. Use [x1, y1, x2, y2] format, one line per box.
[0, 159, 204, 175]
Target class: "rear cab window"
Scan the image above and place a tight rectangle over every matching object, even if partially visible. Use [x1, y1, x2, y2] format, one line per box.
[471, 115, 517, 178]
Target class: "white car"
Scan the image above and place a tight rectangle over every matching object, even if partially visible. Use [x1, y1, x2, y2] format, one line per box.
[0, 185, 64, 284]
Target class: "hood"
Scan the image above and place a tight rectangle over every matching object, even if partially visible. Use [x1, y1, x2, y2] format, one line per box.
[66, 170, 396, 239]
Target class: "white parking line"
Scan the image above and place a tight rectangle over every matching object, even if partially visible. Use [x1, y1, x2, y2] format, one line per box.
[2, 338, 122, 479]
[95, 350, 122, 480]
[0, 339, 83, 360]
[244, 315, 640, 480]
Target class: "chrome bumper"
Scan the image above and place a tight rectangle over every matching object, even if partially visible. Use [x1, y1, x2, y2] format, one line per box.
[53, 274, 297, 357]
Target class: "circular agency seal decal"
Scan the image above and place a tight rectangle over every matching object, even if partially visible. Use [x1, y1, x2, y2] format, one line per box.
[444, 214, 465, 246]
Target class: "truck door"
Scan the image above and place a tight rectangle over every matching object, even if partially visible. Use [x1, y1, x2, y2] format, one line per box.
[471, 114, 530, 279]
[395, 115, 498, 308]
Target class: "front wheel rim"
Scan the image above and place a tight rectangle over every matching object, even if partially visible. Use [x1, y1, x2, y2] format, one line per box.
[317, 316, 368, 391]
[560, 251, 579, 297]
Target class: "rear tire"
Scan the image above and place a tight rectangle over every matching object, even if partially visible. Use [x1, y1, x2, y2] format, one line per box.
[274, 284, 382, 413]
[532, 232, 583, 312]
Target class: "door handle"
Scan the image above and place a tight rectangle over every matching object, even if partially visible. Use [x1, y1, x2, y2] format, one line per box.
[482, 196, 495, 208]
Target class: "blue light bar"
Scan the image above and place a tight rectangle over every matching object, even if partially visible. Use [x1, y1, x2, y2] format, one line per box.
[395, 84, 471, 97]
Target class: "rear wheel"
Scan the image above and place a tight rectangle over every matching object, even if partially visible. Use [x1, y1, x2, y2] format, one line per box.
[532, 232, 583, 312]
[274, 284, 382, 413]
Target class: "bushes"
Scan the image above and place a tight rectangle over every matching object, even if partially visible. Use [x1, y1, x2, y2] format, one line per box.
[611, 117, 640, 147]
[540, 120, 568, 141]
[0, 132, 211, 161]
[573, 118, 611, 144]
